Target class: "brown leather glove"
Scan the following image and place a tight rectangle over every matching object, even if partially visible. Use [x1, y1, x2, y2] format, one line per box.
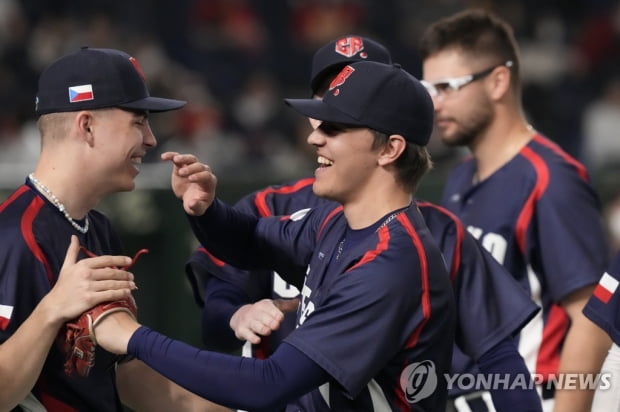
[60, 247, 147, 377]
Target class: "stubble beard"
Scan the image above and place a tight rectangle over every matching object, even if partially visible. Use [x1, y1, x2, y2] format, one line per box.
[439, 103, 493, 149]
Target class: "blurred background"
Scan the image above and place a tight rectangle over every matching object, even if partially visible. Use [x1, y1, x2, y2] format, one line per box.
[1, 0, 620, 347]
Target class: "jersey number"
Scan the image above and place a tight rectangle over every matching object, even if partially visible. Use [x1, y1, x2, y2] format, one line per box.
[467, 226, 508, 264]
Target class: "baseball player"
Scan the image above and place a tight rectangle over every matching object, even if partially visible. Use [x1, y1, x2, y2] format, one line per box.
[193, 179, 543, 411]
[420, 9, 612, 411]
[584, 252, 620, 410]
[94, 60, 456, 411]
[188, 35, 542, 412]
[189, 35, 393, 359]
[0, 47, 226, 411]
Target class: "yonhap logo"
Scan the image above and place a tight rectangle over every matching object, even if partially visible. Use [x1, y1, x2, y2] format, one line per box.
[400, 360, 437, 403]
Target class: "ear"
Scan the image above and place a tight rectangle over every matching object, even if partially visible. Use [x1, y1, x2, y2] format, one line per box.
[488, 65, 512, 100]
[377, 135, 407, 166]
[75, 111, 95, 146]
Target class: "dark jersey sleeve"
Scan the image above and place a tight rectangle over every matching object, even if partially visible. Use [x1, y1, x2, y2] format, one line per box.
[185, 188, 274, 305]
[530, 162, 608, 301]
[418, 202, 539, 360]
[188, 198, 318, 285]
[128, 328, 328, 411]
[185, 246, 273, 307]
[453, 231, 540, 359]
[184, 182, 314, 307]
[584, 252, 620, 345]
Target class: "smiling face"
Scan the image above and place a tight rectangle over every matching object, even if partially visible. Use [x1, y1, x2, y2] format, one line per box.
[307, 121, 382, 204]
[88, 108, 156, 193]
[422, 50, 494, 148]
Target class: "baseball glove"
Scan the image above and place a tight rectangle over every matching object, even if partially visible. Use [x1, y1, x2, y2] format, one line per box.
[60, 247, 148, 377]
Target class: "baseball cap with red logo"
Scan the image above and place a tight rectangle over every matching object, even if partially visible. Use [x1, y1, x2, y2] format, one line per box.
[309, 35, 392, 95]
[35, 47, 186, 115]
[286, 61, 434, 146]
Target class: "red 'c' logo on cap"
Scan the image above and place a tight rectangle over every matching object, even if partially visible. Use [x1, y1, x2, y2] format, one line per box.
[334, 36, 365, 58]
[329, 66, 355, 96]
[129, 57, 146, 80]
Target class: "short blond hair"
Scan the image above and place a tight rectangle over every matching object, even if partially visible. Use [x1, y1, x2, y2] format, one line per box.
[37, 112, 74, 148]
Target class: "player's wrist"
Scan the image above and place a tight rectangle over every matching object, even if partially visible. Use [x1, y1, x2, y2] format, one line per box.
[37, 293, 71, 327]
[94, 311, 140, 355]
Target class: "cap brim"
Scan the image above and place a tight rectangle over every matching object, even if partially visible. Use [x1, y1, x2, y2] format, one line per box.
[285, 98, 363, 126]
[117, 96, 186, 113]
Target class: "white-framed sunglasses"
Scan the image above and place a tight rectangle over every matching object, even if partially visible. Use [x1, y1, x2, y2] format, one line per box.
[421, 60, 514, 98]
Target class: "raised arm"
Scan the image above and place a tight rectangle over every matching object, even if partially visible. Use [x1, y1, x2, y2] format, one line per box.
[161, 151, 217, 217]
[0, 236, 136, 410]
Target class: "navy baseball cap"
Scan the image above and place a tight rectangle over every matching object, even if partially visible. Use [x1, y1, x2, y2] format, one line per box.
[286, 61, 434, 146]
[310, 35, 392, 94]
[35, 47, 186, 115]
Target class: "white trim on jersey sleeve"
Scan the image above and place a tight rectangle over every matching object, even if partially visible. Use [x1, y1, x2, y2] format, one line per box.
[519, 265, 544, 375]
[19, 392, 46, 412]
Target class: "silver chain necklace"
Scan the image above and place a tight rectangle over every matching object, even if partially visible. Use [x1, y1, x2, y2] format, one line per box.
[336, 209, 406, 261]
[28, 173, 89, 234]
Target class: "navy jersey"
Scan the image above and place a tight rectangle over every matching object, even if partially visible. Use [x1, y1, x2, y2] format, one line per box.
[184, 179, 316, 358]
[583, 251, 620, 345]
[440, 134, 608, 379]
[187, 178, 538, 397]
[0, 181, 124, 411]
[190, 199, 456, 411]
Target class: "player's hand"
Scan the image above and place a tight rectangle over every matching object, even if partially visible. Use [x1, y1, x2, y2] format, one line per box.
[40, 235, 137, 325]
[230, 298, 299, 344]
[161, 151, 216, 216]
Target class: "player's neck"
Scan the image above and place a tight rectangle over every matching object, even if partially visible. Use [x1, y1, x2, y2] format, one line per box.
[31, 165, 98, 219]
[470, 118, 535, 183]
[343, 189, 412, 230]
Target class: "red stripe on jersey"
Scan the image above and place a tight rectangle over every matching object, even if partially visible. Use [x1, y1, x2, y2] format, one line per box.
[253, 178, 315, 217]
[398, 214, 431, 348]
[0, 317, 9, 330]
[533, 134, 589, 181]
[416, 201, 464, 282]
[515, 147, 549, 255]
[22, 197, 55, 286]
[345, 225, 391, 273]
[254, 337, 270, 360]
[197, 247, 226, 267]
[40, 391, 78, 412]
[593, 283, 614, 303]
[536, 304, 568, 378]
[0, 185, 29, 213]
[35, 376, 78, 412]
[394, 214, 432, 411]
[316, 205, 343, 240]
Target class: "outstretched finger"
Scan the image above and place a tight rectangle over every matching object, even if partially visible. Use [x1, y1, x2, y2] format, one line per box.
[62, 235, 80, 269]
[178, 163, 209, 178]
[92, 277, 137, 292]
[91, 267, 136, 284]
[82, 255, 133, 271]
[160, 151, 180, 161]
[171, 153, 199, 164]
